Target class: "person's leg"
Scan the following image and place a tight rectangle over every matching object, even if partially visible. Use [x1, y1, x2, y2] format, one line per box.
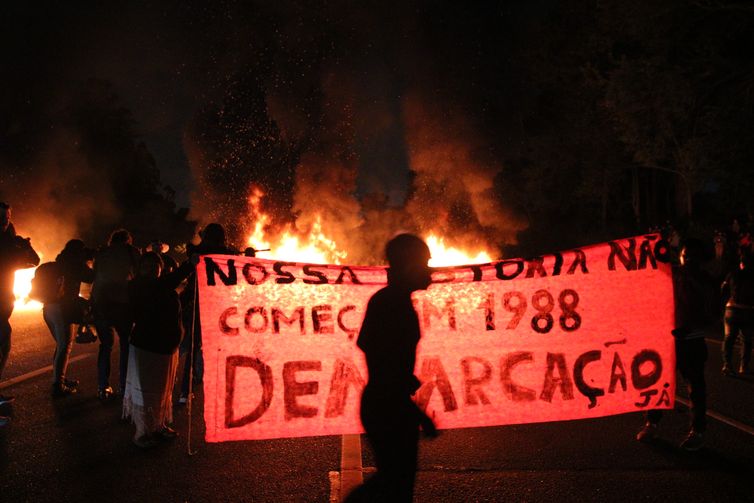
[96, 321, 114, 392]
[60, 323, 76, 383]
[0, 302, 14, 381]
[679, 338, 708, 433]
[43, 305, 66, 384]
[722, 308, 738, 373]
[193, 330, 204, 384]
[739, 312, 754, 373]
[179, 334, 193, 399]
[115, 318, 132, 394]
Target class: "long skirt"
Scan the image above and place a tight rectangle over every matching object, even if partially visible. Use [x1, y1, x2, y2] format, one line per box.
[122, 344, 178, 439]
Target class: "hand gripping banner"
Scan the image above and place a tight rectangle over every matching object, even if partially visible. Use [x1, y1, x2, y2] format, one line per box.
[198, 235, 675, 442]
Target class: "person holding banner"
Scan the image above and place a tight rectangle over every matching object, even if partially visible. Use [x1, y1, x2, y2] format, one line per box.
[347, 233, 438, 503]
[637, 239, 714, 451]
[177, 223, 237, 405]
[123, 252, 194, 448]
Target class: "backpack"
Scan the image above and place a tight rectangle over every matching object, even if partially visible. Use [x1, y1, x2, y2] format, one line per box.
[30, 261, 65, 304]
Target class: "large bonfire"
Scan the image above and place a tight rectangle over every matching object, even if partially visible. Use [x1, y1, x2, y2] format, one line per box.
[13, 188, 495, 310]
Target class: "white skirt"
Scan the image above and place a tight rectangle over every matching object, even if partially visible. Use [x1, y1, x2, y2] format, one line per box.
[122, 344, 178, 438]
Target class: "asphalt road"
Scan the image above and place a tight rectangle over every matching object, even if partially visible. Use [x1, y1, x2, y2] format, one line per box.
[2, 310, 754, 502]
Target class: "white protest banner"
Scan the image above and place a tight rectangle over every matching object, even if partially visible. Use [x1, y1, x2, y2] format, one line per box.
[198, 235, 675, 442]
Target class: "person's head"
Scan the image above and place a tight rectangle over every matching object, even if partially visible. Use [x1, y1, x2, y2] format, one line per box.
[59, 239, 89, 262]
[0, 202, 11, 232]
[138, 252, 163, 279]
[108, 228, 132, 246]
[385, 233, 432, 291]
[679, 238, 705, 267]
[200, 223, 226, 246]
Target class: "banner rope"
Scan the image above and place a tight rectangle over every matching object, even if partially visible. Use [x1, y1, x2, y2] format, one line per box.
[187, 273, 198, 456]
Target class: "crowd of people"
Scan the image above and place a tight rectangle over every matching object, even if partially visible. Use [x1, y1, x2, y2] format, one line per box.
[635, 216, 754, 451]
[1, 198, 753, 498]
[0, 201, 237, 448]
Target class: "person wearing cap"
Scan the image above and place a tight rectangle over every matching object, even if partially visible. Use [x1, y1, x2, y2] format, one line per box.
[0, 202, 40, 424]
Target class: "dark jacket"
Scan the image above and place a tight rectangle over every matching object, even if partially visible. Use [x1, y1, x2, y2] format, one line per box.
[0, 224, 40, 305]
[180, 241, 237, 315]
[129, 261, 193, 355]
[92, 242, 140, 306]
[54, 248, 94, 323]
[672, 264, 715, 339]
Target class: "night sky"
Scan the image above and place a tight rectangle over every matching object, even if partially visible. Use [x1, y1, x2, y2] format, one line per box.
[2, 1, 752, 260]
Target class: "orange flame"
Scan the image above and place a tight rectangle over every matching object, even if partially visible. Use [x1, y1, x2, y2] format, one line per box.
[14, 266, 42, 311]
[425, 234, 492, 267]
[247, 187, 347, 264]
[246, 187, 495, 266]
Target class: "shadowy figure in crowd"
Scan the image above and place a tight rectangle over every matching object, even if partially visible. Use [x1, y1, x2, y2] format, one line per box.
[177, 223, 237, 405]
[721, 249, 754, 375]
[637, 238, 715, 451]
[123, 252, 194, 449]
[91, 229, 140, 400]
[346, 233, 438, 502]
[42, 239, 94, 397]
[145, 240, 178, 275]
[0, 202, 40, 425]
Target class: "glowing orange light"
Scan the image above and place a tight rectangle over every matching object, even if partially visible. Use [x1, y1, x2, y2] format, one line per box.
[246, 187, 347, 264]
[425, 233, 492, 267]
[14, 266, 42, 311]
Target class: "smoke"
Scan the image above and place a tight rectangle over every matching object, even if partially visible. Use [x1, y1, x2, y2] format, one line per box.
[184, 2, 526, 263]
[1, 129, 119, 260]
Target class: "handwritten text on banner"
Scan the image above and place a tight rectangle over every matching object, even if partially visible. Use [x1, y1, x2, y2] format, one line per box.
[198, 235, 675, 442]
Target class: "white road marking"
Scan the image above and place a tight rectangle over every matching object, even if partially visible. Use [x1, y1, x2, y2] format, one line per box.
[338, 433, 363, 502]
[676, 396, 754, 436]
[0, 353, 93, 389]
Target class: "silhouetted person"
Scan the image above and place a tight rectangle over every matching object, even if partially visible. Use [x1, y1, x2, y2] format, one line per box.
[0, 202, 40, 421]
[42, 239, 94, 397]
[92, 228, 140, 400]
[637, 239, 714, 451]
[177, 223, 237, 404]
[721, 249, 754, 375]
[145, 240, 178, 275]
[347, 233, 438, 502]
[123, 252, 194, 449]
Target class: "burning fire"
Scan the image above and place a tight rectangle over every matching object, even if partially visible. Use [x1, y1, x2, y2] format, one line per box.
[14, 266, 42, 311]
[246, 187, 494, 267]
[425, 234, 492, 267]
[247, 188, 348, 265]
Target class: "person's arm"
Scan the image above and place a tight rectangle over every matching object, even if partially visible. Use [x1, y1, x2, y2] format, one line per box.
[13, 236, 40, 268]
[159, 260, 194, 291]
[80, 264, 95, 284]
[721, 273, 732, 308]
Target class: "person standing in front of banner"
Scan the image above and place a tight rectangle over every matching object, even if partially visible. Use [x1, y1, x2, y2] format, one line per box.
[0, 202, 40, 425]
[347, 233, 438, 503]
[721, 249, 754, 375]
[123, 252, 194, 448]
[177, 223, 236, 405]
[92, 229, 140, 400]
[637, 238, 714, 451]
[43, 239, 94, 397]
